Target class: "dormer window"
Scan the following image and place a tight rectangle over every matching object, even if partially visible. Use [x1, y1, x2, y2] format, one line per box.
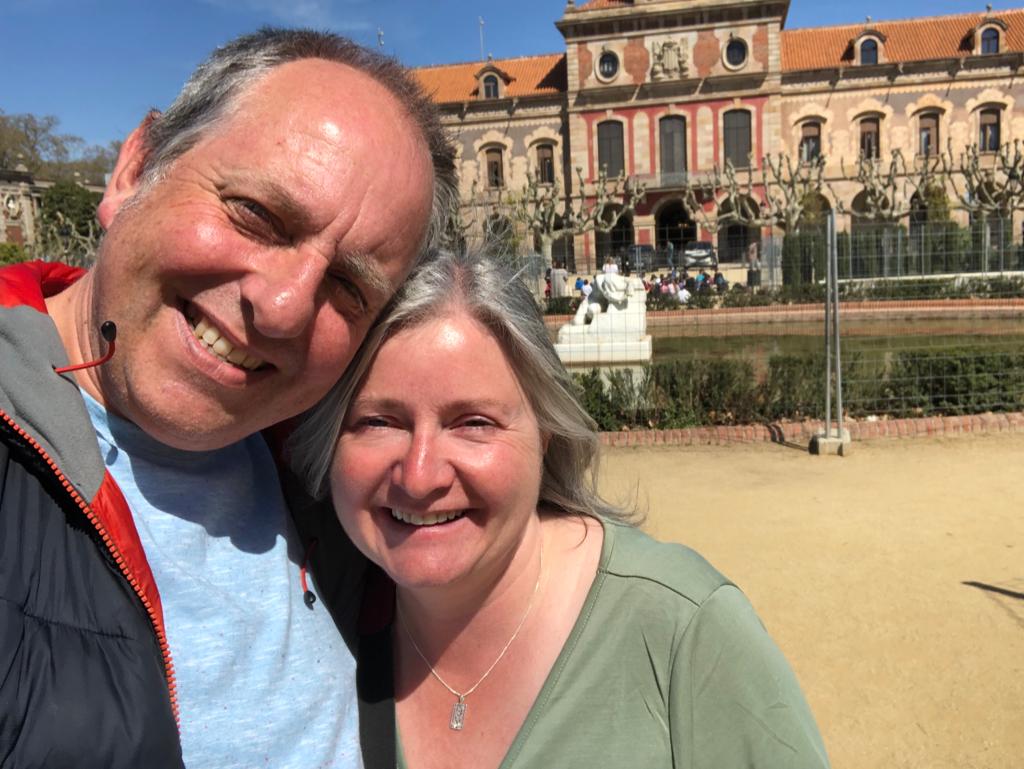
[972, 18, 1008, 56]
[981, 27, 1000, 54]
[474, 61, 512, 101]
[860, 39, 878, 65]
[483, 74, 499, 99]
[853, 28, 886, 65]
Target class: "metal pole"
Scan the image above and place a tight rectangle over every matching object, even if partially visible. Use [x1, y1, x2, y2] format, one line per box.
[832, 211, 844, 441]
[824, 218, 833, 437]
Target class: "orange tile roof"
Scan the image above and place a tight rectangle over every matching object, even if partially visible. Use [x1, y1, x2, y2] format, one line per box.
[782, 9, 1024, 71]
[414, 53, 567, 104]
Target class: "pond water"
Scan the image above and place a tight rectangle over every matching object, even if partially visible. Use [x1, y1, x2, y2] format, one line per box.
[652, 317, 1024, 364]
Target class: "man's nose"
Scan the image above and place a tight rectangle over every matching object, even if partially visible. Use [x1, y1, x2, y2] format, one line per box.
[240, 249, 326, 339]
[393, 429, 455, 500]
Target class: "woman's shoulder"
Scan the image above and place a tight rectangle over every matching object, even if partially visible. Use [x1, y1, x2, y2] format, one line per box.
[599, 518, 735, 610]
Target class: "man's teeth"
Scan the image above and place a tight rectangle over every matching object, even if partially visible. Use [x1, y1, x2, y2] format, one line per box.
[191, 316, 264, 370]
[390, 509, 465, 526]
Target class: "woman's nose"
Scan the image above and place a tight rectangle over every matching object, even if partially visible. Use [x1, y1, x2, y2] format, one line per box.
[393, 429, 455, 499]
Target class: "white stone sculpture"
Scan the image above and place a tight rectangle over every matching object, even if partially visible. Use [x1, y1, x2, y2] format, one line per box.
[554, 272, 652, 366]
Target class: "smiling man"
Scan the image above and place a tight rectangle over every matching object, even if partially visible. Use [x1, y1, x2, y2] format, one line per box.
[0, 29, 455, 769]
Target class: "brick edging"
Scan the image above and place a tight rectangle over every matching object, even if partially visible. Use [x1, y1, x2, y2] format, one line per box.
[598, 411, 1024, 447]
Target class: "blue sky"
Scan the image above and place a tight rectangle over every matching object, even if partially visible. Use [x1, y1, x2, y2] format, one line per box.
[5, 0, 1015, 150]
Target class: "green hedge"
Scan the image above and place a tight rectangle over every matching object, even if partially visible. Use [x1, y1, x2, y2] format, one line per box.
[0, 243, 29, 266]
[573, 348, 1024, 430]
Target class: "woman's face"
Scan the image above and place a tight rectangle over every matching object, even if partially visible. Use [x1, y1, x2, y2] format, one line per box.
[330, 309, 546, 592]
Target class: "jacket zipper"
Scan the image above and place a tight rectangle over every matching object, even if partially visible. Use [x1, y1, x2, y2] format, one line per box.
[1, 408, 180, 728]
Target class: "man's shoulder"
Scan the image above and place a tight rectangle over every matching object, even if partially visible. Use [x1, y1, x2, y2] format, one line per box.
[0, 260, 85, 311]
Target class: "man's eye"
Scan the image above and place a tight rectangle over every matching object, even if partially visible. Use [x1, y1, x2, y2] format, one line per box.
[229, 198, 287, 241]
[329, 273, 368, 314]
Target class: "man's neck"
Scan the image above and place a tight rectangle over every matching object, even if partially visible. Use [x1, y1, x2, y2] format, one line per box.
[44, 273, 107, 408]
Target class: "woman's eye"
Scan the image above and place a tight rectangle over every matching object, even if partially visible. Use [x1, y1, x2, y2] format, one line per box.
[459, 416, 495, 429]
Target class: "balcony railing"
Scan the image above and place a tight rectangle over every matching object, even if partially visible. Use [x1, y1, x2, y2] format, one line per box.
[634, 170, 689, 189]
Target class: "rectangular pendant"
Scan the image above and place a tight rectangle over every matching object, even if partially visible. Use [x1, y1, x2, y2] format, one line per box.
[449, 699, 467, 731]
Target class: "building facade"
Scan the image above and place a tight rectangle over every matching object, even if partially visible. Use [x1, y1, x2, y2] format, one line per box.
[414, 0, 1024, 272]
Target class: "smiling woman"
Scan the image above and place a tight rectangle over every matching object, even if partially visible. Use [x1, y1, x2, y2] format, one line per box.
[290, 250, 832, 769]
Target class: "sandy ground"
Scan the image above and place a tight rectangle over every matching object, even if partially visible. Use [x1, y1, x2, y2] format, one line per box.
[597, 432, 1024, 769]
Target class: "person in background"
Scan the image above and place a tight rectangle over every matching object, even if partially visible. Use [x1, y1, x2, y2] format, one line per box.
[290, 249, 831, 769]
[0, 28, 456, 769]
[714, 269, 729, 293]
[602, 256, 619, 275]
[549, 262, 570, 299]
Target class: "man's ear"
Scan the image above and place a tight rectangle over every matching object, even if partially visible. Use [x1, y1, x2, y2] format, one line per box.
[97, 111, 159, 229]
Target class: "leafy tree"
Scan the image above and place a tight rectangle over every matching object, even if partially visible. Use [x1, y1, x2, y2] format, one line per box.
[36, 182, 103, 266]
[0, 243, 29, 266]
[1, 110, 117, 182]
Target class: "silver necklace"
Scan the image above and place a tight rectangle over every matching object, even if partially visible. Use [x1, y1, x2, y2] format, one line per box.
[397, 542, 544, 731]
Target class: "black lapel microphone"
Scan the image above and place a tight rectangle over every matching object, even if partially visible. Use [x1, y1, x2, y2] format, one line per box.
[54, 321, 118, 375]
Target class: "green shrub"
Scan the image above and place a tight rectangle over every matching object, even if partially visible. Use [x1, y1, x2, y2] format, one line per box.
[0, 243, 29, 266]
[543, 296, 578, 315]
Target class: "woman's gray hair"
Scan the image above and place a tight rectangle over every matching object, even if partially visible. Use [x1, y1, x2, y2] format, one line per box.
[138, 27, 457, 250]
[290, 249, 633, 523]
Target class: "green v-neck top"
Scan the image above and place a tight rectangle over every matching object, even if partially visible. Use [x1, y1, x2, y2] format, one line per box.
[389, 518, 830, 769]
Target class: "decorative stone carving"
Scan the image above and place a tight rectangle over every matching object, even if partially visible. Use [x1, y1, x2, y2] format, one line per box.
[554, 273, 652, 366]
[651, 39, 689, 81]
[3, 194, 23, 222]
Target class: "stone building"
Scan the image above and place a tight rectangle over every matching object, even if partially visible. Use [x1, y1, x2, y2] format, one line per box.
[414, 1, 1024, 272]
[1, 167, 41, 249]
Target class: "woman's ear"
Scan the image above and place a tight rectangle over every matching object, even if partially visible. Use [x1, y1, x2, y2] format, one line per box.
[97, 111, 159, 229]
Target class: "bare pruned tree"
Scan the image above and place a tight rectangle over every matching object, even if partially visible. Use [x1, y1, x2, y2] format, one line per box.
[507, 165, 646, 270]
[942, 139, 1024, 218]
[836, 149, 943, 221]
[32, 209, 101, 267]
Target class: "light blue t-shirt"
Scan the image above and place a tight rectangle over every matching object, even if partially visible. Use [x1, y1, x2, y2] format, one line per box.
[83, 393, 362, 769]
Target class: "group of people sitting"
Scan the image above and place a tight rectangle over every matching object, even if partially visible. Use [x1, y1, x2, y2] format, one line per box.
[642, 268, 729, 304]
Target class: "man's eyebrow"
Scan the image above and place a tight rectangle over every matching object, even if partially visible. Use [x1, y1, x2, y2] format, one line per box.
[238, 177, 316, 230]
[336, 250, 393, 299]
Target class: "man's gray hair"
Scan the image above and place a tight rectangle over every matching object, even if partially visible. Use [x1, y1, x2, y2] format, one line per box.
[140, 27, 457, 250]
[290, 249, 634, 523]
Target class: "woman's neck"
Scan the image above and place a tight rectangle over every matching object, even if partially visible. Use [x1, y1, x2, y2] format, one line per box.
[395, 519, 546, 669]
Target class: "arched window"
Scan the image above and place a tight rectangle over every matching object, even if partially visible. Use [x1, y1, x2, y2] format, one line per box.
[597, 121, 625, 177]
[535, 143, 555, 184]
[799, 121, 822, 162]
[485, 147, 504, 188]
[482, 74, 499, 99]
[860, 117, 880, 159]
[981, 28, 1000, 54]
[723, 110, 752, 168]
[659, 116, 687, 182]
[918, 113, 939, 157]
[860, 39, 878, 65]
[980, 109, 1001, 152]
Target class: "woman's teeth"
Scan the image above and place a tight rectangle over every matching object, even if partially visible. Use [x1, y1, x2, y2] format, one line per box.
[190, 315, 264, 370]
[390, 509, 465, 526]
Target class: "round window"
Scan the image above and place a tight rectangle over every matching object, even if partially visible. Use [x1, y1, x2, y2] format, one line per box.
[725, 39, 748, 68]
[598, 52, 619, 80]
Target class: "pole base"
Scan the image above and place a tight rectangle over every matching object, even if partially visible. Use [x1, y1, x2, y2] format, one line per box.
[808, 428, 852, 456]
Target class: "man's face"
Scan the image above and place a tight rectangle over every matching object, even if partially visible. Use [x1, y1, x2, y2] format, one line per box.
[83, 58, 435, 450]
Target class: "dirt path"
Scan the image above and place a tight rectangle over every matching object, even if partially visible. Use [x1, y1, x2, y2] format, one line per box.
[597, 433, 1024, 769]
